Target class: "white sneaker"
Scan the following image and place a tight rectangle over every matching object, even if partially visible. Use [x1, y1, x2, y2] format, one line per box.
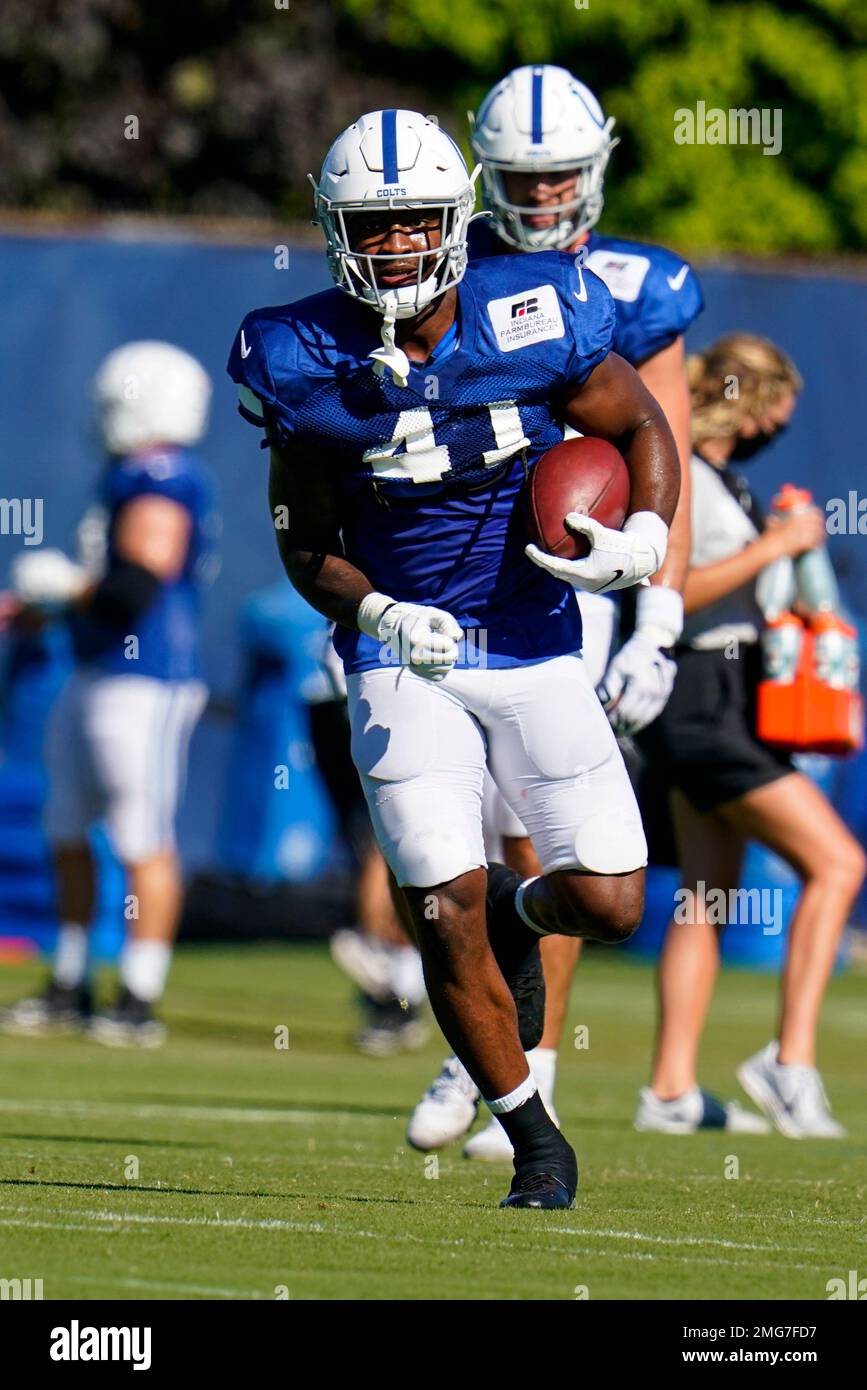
[329, 929, 393, 1002]
[407, 1055, 480, 1151]
[634, 1085, 770, 1134]
[462, 1116, 515, 1161]
[737, 1042, 846, 1139]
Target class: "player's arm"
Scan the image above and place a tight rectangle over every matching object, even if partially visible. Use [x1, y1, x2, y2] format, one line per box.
[525, 351, 680, 596]
[112, 496, 191, 581]
[637, 336, 691, 594]
[66, 494, 191, 624]
[683, 506, 826, 615]
[591, 337, 692, 734]
[269, 442, 462, 680]
[563, 350, 679, 526]
[268, 440, 369, 628]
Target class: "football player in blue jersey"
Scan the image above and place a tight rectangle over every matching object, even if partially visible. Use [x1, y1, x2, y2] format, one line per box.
[0, 342, 217, 1047]
[229, 109, 680, 1209]
[409, 66, 718, 1157]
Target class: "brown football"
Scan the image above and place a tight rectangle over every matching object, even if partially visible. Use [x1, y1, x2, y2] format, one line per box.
[524, 436, 630, 560]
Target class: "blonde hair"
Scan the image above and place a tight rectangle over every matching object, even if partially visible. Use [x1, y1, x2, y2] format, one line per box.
[687, 333, 803, 445]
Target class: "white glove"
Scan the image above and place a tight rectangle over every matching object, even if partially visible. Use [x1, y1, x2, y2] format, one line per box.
[525, 510, 669, 595]
[10, 549, 87, 607]
[597, 586, 683, 736]
[357, 592, 463, 682]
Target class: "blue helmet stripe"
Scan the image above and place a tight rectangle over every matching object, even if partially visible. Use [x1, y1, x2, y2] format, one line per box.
[531, 70, 544, 144]
[381, 109, 399, 184]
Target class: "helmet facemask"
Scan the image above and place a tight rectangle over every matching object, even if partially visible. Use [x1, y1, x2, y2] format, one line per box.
[312, 182, 477, 320]
[478, 136, 614, 252]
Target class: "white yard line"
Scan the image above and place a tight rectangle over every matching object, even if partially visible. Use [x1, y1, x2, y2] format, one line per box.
[0, 1096, 383, 1126]
[0, 1203, 846, 1272]
[0, 1214, 827, 1275]
[66, 1273, 262, 1299]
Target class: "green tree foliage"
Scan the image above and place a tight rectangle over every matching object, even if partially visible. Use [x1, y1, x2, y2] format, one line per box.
[342, 0, 867, 252]
[0, 0, 863, 251]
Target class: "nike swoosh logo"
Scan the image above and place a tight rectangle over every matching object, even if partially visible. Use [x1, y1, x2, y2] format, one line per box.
[666, 265, 689, 291]
[573, 264, 588, 303]
[240, 330, 252, 359]
[591, 569, 623, 594]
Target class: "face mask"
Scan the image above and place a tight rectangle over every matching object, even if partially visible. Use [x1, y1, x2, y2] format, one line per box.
[729, 422, 788, 464]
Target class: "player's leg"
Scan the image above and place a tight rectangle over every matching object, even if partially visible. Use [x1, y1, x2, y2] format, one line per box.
[484, 652, 647, 948]
[528, 590, 615, 1032]
[721, 773, 866, 1137]
[420, 593, 617, 1158]
[1, 673, 98, 1034]
[454, 653, 643, 1194]
[538, 937, 581, 1049]
[462, 784, 565, 1159]
[312, 693, 426, 1051]
[651, 790, 742, 1097]
[409, 777, 551, 1154]
[501, 596, 613, 1043]
[87, 676, 206, 1047]
[348, 667, 524, 1094]
[635, 790, 766, 1133]
[349, 666, 576, 1207]
[349, 846, 430, 1055]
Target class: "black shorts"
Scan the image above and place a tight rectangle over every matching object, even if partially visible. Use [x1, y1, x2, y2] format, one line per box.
[637, 641, 793, 814]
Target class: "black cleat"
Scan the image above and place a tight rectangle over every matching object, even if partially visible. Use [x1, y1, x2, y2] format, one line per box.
[500, 1170, 577, 1210]
[87, 987, 166, 1049]
[486, 863, 546, 1050]
[501, 1122, 578, 1209]
[0, 979, 91, 1035]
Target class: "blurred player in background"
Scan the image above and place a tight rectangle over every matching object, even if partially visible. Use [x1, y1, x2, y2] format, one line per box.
[636, 334, 866, 1136]
[307, 623, 428, 1054]
[230, 109, 679, 1208]
[0, 342, 217, 1047]
[409, 65, 702, 1157]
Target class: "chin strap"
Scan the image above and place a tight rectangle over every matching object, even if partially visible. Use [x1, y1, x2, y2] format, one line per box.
[368, 292, 411, 388]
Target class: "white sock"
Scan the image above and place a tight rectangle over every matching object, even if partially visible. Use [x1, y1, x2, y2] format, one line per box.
[527, 1046, 558, 1113]
[485, 1073, 537, 1115]
[388, 945, 427, 1006]
[53, 924, 89, 989]
[120, 940, 172, 1003]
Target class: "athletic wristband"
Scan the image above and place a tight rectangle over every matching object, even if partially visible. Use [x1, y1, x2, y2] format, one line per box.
[356, 591, 397, 639]
[636, 584, 683, 649]
[623, 511, 669, 570]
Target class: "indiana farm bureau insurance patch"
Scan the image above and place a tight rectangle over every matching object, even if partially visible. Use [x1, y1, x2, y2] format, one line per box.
[487, 284, 565, 352]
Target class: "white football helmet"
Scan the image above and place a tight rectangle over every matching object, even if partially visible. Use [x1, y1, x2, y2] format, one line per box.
[94, 341, 212, 455]
[310, 110, 478, 320]
[471, 65, 617, 251]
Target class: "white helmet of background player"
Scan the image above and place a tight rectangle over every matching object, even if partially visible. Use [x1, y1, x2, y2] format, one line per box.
[311, 110, 479, 320]
[471, 65, 617, 251]
[94, 341, 212, 456]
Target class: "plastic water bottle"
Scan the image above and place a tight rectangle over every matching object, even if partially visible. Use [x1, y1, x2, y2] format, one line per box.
[756, 554, 795, 620]
[761, 611, 803, 683]
[772, 484, 839, 613]
[812, 612, 859, 691]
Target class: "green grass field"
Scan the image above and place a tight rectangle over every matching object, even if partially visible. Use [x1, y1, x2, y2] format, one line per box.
[0, 944, 864, 1301]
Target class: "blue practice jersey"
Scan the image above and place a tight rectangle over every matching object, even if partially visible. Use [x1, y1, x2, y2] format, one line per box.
[71, 447, 219, 681]
[229, 253, 616, 674]
[468, 218, 703, 366]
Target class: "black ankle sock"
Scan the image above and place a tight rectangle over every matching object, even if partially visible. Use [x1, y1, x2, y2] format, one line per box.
[495, 1092, 575, 1182]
